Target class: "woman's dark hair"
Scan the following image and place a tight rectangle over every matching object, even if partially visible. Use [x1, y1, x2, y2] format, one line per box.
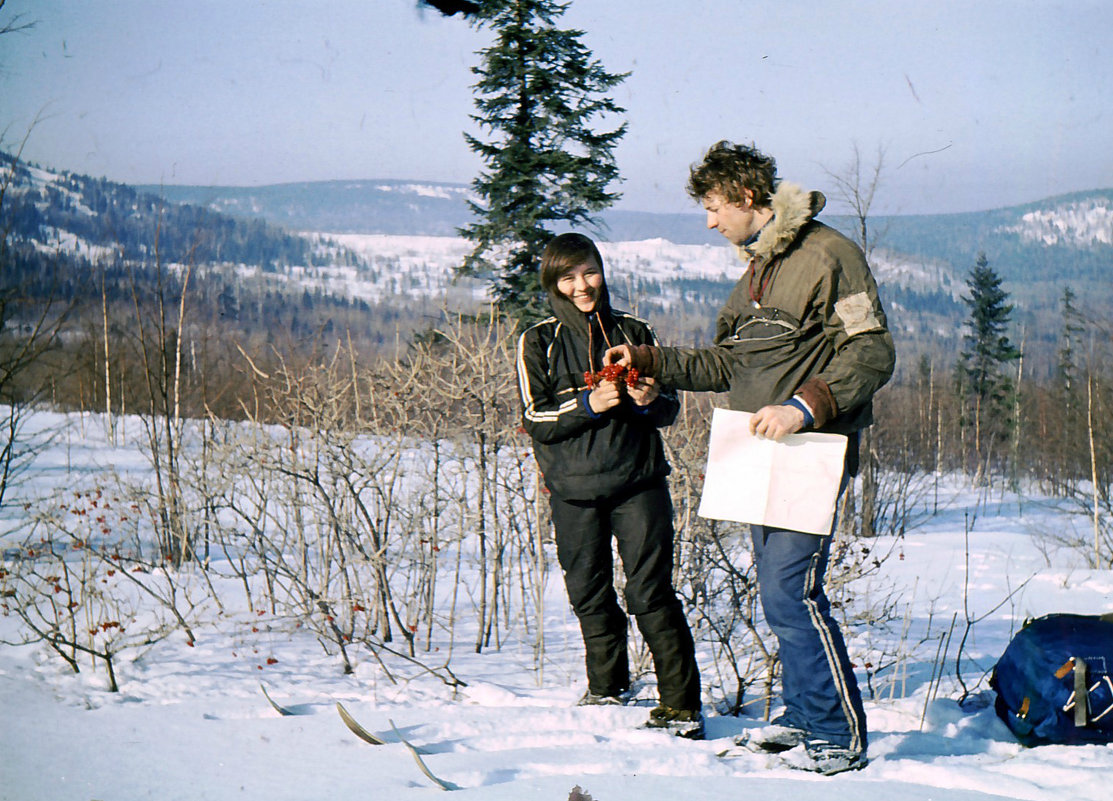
[686, 140, 778, 207]
[539, 233, 604, 293]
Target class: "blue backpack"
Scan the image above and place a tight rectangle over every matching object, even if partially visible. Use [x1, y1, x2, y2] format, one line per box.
[990, 613, 1113, 746]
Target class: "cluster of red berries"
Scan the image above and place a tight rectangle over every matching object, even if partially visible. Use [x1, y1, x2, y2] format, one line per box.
[88, 620, 122, 637]
[584, 363, 640, 389]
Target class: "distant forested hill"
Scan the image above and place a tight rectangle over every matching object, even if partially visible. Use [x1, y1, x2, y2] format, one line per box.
[7, 150, 1112, 385]
[141, 179, 479, 238]
[142, 176, 1113, 373]
[0, 152, 454, 418]
[869, 190, 1113, 294]
[141, 178, 1113, 298]
[5, 158, 333, 271]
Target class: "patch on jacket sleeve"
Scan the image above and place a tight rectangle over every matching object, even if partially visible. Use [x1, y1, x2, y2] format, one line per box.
[835, 292, 882, 337]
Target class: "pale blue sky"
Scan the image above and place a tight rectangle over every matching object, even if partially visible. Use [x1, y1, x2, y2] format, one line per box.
[2, 0, 1110, 215]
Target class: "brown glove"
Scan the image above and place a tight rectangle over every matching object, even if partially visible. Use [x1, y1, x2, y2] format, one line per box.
[628, 344, 660, 377]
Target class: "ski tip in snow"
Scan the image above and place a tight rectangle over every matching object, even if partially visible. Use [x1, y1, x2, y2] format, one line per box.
[389, 719, 459, 791]
[259, 683, 296, 717]
[336, 706, 457, 789]
[336, 702, 388, 745]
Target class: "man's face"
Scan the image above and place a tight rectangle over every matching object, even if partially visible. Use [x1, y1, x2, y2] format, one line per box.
[702, 190, 762, 247]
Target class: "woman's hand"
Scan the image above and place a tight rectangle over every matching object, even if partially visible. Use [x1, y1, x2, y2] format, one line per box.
[587, 380, 623, 414]
[627, 375, 660, 407]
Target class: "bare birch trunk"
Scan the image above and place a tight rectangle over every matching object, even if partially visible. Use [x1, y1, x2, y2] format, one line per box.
[1088, 376, 1101, 568]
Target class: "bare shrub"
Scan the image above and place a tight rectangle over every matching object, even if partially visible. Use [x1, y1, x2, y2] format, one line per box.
[662, 395, 779, 716]
[1, 483, 206, 691]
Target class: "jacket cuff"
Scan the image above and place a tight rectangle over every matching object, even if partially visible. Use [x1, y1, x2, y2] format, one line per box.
[781, 397, 814, 429]
[795, 377, 837, 429]
[580, 389, 602, 419]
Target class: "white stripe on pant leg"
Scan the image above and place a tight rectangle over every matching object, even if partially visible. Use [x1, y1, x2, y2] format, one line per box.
[803, 549, 863, 753]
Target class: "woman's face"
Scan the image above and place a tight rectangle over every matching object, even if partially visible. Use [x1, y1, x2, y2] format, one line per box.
[555, 257, 604, 313]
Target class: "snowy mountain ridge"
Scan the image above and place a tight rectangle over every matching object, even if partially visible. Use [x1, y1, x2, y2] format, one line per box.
[1001, 196, 1113, 246]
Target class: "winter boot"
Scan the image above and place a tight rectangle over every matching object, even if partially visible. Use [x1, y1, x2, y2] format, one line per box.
[778, 738, 868, 775]
[646, 704, 705, 739]
[577, 687, 634, 706]
[734, 723, 807, 753]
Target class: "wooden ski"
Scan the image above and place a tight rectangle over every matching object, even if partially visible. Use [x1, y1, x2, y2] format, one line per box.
[389, 719, 458, 791]
[259, 683, 296, 716]
[335, 701, 387, 745]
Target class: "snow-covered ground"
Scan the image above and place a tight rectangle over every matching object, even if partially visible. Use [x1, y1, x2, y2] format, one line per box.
[1, 411, 1111, 801]
[314, 233, 744, 307]
[295, 234, 965, 312]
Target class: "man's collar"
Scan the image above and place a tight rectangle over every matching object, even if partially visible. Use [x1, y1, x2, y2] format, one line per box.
[741, 217, 773, 257]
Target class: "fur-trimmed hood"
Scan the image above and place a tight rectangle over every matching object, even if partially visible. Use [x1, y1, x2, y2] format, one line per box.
[739, 182, 826, 264]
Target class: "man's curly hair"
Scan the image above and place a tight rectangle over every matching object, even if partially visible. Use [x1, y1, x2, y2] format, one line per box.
[686, 141, 779, 207]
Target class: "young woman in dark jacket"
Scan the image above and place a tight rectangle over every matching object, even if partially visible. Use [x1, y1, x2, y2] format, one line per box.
[515, 232, 702, 737]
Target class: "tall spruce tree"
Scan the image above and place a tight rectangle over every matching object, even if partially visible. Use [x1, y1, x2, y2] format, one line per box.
[459, 0, 628, 320]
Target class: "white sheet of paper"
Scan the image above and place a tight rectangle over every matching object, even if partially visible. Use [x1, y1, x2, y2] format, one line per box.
[697, 408, 848, 536]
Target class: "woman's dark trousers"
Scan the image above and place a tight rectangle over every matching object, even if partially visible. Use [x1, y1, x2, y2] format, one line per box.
[549, 480, 701, 711]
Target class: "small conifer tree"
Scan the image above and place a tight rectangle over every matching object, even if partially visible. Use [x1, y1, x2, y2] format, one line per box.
[959, 252, 1020, 473]
[961, 253, 1020, 406]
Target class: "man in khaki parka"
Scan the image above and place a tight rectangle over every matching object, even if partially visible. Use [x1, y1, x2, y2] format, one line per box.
[605, 140, 895, 774]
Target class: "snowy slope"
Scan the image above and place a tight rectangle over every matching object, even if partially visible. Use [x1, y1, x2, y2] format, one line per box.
[315, 234, 962, 308]
[1, 411, 1111, 801]
[1001, 198, 1113, 246]
[312, 234, 742, 307]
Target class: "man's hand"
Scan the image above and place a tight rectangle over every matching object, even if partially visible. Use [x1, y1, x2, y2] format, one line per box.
[603, 344, 633, 367]
[603, 344, 658, 375]
[626, 375, 660, 407]
[587, 381, 623, 414]
[750, 403, 805, 441]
